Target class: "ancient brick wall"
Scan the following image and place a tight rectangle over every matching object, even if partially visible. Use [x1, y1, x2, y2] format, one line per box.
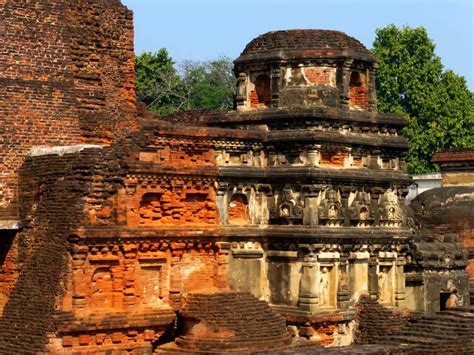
[0, 0, 136, 220]
[0, 148, 120, 354]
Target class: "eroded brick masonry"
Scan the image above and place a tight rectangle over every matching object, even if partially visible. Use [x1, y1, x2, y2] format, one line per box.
[0, 1, 472, 354]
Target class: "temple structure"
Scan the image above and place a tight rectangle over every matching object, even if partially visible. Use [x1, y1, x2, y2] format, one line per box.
[0, 1, 472, 354]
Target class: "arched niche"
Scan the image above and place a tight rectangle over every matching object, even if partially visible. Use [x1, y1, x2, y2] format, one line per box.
[228, 193, 249, 225]
[250, 74, 271, 108]
[349, 71, 367, 109]
[91, 267, 113, 309]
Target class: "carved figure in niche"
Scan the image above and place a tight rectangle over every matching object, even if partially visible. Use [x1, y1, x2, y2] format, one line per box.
[339, 271, 348, 292]
[240, 151, 254, 166]
[274, 186, 304, 224]
[319, 267, 330, 306]
[349, 191, 373, 227]
[378, 189, 403, 227]
[377, 266, 390, 304]
[269, 153, 288, 166]
[445, 290, 459, 309]
[318, 189, 344, 226]
[215, 150, 230, 166]
[91, 267, 113, 309]
[289, 68, 306, 86]
[228, 194, 249, 225]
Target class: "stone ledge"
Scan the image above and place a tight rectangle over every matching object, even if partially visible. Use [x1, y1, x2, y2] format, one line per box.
[29, 144, 103, 157]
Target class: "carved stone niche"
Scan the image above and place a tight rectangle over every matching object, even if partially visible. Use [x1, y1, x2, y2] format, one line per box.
[318, 250, 340, 309]
[271, 186, 304, 225]
[228, 192, 249, 225]
[378, 188, 404, 227]
[318, 189, 344, 227]
[349, 191, 374, 227]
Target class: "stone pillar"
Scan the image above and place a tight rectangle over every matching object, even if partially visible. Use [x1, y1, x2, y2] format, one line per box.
[302, 184, 319, 226]
[215, 242, 231, 290]
[71, 245, 89, 314]
[306, 144, 321, 166]
[169, 242, 185, 310]
[236, 72, 247, 110]
[395, 255, 406, 308]
[215, 182, 228, 225]
[256, 184, 272, 225]
[371, 187, 384, 225]
[349, 246, 370, 299]
[122, 243, 137, 308]
[340, 185, 352, 227]
[337, 254, 350, 310]
[368, 253, 379, 300]
[298, 244, 321, 312]
[367, 63, 378, 112]
[339, 59, 353, 109]
[270, 67, 282, 108]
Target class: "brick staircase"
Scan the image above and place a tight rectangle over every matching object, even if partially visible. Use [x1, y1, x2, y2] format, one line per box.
[156, 291, 293, 353]
[380, 306, 474, 353]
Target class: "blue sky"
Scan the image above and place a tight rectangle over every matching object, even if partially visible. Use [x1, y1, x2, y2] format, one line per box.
[122, 0, 473, 90]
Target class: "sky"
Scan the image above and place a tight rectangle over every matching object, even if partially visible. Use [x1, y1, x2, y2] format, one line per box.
[122, 0, 473, 90]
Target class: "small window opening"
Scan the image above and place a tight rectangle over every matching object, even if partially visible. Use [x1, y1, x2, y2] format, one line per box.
[349, 71, 367, 109]
[440, 292, 451, 311]
[250, 74, 271, 108]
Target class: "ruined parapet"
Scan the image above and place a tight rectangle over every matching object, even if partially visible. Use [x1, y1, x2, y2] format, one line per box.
[409, 186, 474, 309]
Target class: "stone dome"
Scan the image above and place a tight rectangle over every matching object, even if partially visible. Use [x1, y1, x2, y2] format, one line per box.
[235, 29, 376, 64]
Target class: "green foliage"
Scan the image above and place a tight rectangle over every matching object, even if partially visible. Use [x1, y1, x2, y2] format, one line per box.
[135, 49, 182, 116]
[184, 57, 236, 110]
[135, 51, 236, 116]
[373, 25, 473, 173]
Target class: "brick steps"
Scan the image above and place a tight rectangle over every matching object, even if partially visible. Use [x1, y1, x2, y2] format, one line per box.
[379, 307, 474, 353]
[158, 291, 292, 352]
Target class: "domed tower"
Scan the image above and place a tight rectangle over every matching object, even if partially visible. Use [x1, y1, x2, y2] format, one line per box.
[234, 30, 377, 112]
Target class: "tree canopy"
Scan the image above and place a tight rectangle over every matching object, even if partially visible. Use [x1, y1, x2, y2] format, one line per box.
[135, 50, 235, 116]
[372, 25, 473, 173]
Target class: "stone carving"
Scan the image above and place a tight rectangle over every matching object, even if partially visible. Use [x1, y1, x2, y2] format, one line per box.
[339, 271, 349, 292]
[445, 290, 459, 309]
[136, 188, 218, 226]
[349, 191, 373, 227]
[378, 189, 403, 227]
[377, 266, 390, 304]
[306, 147, 321, 166]
[319, 189, 344, 226]
[274, 186, 304, 223]
[320, 267, 330, 306]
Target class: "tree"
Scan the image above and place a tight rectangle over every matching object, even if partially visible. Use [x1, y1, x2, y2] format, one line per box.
[135, 51, 236, 115]
[135, 49, 183, 116]
[183, 57, 236, 111]
[373, 25, 473, 174]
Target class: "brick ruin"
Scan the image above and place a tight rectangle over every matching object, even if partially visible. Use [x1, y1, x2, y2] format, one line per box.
[0, 1, 472, 354]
